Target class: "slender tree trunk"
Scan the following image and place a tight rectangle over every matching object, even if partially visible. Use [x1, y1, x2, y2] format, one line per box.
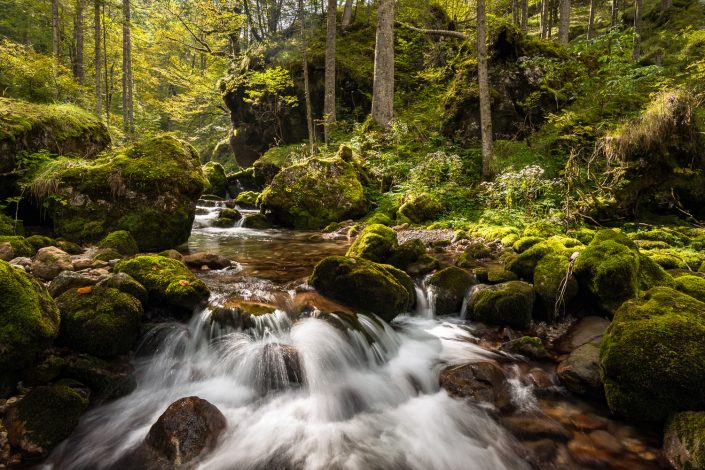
[512, 0, 519, 26]
[371, 0, 395, 128]
[122, 0, 134, 134]
[558, 0, 570, 43]
[299, 0, 316, 154]
[52, 0, 60, 88]
[633, 0, 642, 60]
[540, 0, 549, 38]
[342, 0, 354, 29]
[323, 0, 336, 144]
[477, 0, 493, 180]
[94, 0, 102, 117]
[521, 0, 529, 33]
[548, 0, 555, 39]
[587, 0, 596, 38]
[611, 0, 618, 27]
[103, 3, 109, 124]
[74, 0, 85, 84]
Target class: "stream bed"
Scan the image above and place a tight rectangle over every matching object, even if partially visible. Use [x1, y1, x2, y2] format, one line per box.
[44, 205, 668, 470]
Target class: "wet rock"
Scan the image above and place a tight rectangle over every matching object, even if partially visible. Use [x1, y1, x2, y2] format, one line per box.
[96, 272, 149, 303]
[241, 213, 273, 229]
[555, 315, 610, 354]
[468, 281, 535, 329]
[183, 252, 232, 270]
[0, 260, 60, 371]
[63, 354, 137, 401]
[499, 414, 572, 441]
[57, 286, 143, 358]
[521, 439, 559, 468]
[218, 208, 241, 221]
[664, 411, 705, 470]
[210, 300, 278, 330]
[405, 254, 440, 276]
[257, 344, 303, 394]
[567, 432, 614, 467]
[5, 385, 89, 458]
[501, 336, 549, 359]
[48, 270, 99, 298]
[427, 266, 475, 315]
[439, 361, 512, 411]
[557, 341, 603, 399]
[32, 246, 73, 281]
[21, 355, 65, 386]
[309, 256, 415, 322]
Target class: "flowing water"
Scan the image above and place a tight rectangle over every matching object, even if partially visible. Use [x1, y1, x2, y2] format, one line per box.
[44, 205, 665, 470]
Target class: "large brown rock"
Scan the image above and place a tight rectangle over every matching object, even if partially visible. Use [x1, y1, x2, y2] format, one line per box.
[32, 246, 73, 281]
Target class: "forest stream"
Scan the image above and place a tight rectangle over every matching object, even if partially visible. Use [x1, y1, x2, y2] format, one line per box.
[41, 204, 666, 470]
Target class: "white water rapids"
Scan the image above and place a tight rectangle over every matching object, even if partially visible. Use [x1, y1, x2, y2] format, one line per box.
[44, 206, 531, 470]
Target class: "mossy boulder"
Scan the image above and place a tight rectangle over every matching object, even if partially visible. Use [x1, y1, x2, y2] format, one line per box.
[388, 239, 427, 271]
[0, 260, 60, 371]
[241, 213, 273, 229]
[5, 384, 89, 457]
[97, 230, 139, 256]
[0, 97, 110, 175]
[427, 266, 475, 315]
[259, 156, 367, 229]
[0, 235, 34, 260]
[25, 235, 55, 251]
[309, 256, 415, 322]
[234, 190, 259, 208]
[203, 161, 228, 197]
[534, 253, 579, 318]
[210, 137, 239, 172]
[397, 193, 442, 224]
[96, 272, 149, 303]
[664, 412, 705, 470]
[513, 236, 543, 253]
[63, 353, 137, 400]
[218, 208, 241, 221]
[346, 224, 398, 263]
[599, 287, 705, 422]
[675, 275, 705, 304]
[468, 281, 535, 329]
[574, 229, 674, 313]
[30, 135, 206, 251]
[507, 235, 582, 281]
[93, 248, 123, 262]
[56, 286, 143, 357]
[115, 255, 210, 311]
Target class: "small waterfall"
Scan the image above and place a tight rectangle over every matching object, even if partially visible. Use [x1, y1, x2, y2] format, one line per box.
[506, 364, 538, 412]
[459, 284, 483, 320]
[413, 283, 433, 318]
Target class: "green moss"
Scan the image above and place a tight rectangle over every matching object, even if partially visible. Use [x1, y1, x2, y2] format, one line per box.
[55, 239, 84, 255]
[212, 217, 237, 228]
[234, 191, 260, 208]
[25, 235, 55, 251]
[566, 228, 596, 245]
[397, 193, 442, 224]
[203, 161, 228, 197]
[427, 266, 475, 315]
[630, 228, 686, 247]
[219, 208, 241, 220]
[241, 213, 273, 229]
[115, 255, 210, 311]
[507, 235, 581, 281]
[309, 256, 415, 322]
[664, 412, 705, 470]
[675, 275, 705, 303]
[364, 212, 394, 226]
[468, 281, 535, 329]
[93, 248, 123, 262]
[0, 235, 34, 257]
[0, 260, 60, 371]
[387, 239, 426, 271]
[513, 236, 543, 253]
[98, 230, 138, 256]
[600, 287, 705, 422]
[534, 253, 579, 318]
[346, 224, 398, 263]
[522, 221, 562, 238]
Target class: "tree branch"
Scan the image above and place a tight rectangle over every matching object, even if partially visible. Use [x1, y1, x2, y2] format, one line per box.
[395, 21, 470, 40]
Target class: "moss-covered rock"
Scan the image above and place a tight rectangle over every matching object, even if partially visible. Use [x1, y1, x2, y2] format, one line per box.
[675, 275, 705, 304]
[664, 411, 705, 470]
[96, 272, 148, 303]
[534, 253, 579, 318]
[0, 260, 60, 371]
[97, 230, 139, 256]
[309, 256, 415, 322]
[0, 235, 34, 260]
[234, 190, 260, 208]
[25, 235, 55, 251]
[218, 208, 241, 221]
[203, 161, 228, 197]
[507, 235, 581, 281]
[599, 287, 705, 422]
[397, 193, 442, 224]
[93, 248, 123, 262]
[29, 135, 206, 251]
[56, 286, 143, 357]
[388, 239, 427, 271]
[63, 353, 137, 400]
[364, 212, 394, 226]
[259, 156, 367, 229]
[522, 221, 562, 238]
[241, 213, 273, 229]
[346, 224, 398, 263]
[115, 255, 210, 311]
[427, 266, 475, 315]
[468, 281, 535, 329]
[5, 384, 89, 457]
[513, 236, 543, 253]
[574, 229, 673, 313]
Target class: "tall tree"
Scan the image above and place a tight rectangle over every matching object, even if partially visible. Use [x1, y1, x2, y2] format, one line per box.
[94, 0, 102, 117]
[611, 0, 618, 27]
[74, 0, 85, 84]
[299, 0, 316, 153]
[323, 0, 336, 144]
[371, 0, 395, 128]
[512, 0, 519, 26]
[52, 0, 60, 85]
[540, 0, 549, 38]
[587, 0, 596, 39]
[521, 0, 529, 33]
[477, 0, 493, 179]
[633, 0, 642, 60]
[342, 0, 354, 29]
[558, 0, 570, 44]
[122, 0, 134, 134]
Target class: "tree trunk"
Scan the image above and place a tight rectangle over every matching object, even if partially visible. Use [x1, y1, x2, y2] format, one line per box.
[342, 0, 354, 29]
[477, 0, 493, 180]
[52, 0, 60, 87]
[661, 0, 672, 10]
[122, 0, 134, 134]
[94, 0, 102, 117]
[548, 0, 555, 39]
[558, 0, 570, 44]
[299, 0, 316, 153]
[611, 0, 618, 27]
[74, 0, 85, 84]
[587, 0, 596, 39]
[512, 0, 519, 26]
[633, 0, 642, 60]
[540, 0, 549, 38]
[521, 0, 529, 33]
[323, 0, 336, 144]
[371, 0, 395, 128]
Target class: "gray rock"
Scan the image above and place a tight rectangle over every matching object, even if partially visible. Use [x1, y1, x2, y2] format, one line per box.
[556, 341, 603, 398]
[32, 246, 73, 280]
